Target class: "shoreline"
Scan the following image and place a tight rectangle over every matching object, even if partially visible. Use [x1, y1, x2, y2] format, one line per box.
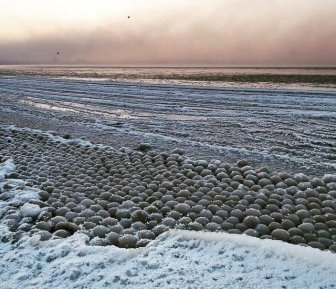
[1, 76, 335, 176]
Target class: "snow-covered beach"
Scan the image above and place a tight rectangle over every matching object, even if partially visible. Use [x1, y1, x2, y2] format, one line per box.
[0, 69, 335, 175]
[1, 68, 336, 288]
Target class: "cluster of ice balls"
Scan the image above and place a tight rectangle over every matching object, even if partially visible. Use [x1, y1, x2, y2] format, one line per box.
[1, 127, 336, 251]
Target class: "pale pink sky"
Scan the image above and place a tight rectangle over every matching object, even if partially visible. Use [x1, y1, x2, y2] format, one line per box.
[0, 0, 335, 66]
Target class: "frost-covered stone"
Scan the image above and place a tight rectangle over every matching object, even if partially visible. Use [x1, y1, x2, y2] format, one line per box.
[118, 234, 137, 248]
[322, 174, 336, 184]
[106, 232, 120, 245]
[38, 231, 52, 241]
[131, 210, 149, 223]
[20, 203, 41, 218]
[298, 223, 316, 234]
[188, 222, 203, 231]
[205, 222, 220, 232]
[244, 229, 258, 237]
[271, 229, 290, 242]
[243, 216, 259, 228]
[53, 229, 71, 238]
[174, 203, 190, 215]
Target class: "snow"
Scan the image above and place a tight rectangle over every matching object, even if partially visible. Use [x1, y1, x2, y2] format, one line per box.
[0, 159, 41, 229]
[0, 178, 41, 217]
[0, 230, 336, 289]
[2, 187, 41, 207]
[0, 125, 138, 172]
[0, 158, 16, 181]
[175, 230, 336, 269]
[1, 125, 112, 150]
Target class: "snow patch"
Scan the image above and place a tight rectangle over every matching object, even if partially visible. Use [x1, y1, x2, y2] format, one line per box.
[1, 230, 336, 289]
[170, 230, 336, 270]
[0, 159, 41, 229]
[1, 125, 116, 151]
[0, 158, 16, 181]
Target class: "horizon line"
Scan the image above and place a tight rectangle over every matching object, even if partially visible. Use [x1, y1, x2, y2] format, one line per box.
[1, 64, 336, 69]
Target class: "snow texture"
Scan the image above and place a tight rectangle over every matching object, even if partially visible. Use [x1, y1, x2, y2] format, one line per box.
[0, 159, 41, 232]
[0, 158, 16, 181]
[0, 183, 40, 219]
[1, 230, 336, 289]
[2, 125, 110, 150]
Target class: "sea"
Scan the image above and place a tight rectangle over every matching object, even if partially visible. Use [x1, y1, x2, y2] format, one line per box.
[0, 65, 335, 90]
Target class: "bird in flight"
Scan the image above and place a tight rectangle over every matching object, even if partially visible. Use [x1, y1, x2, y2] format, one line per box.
[57, 52, 60, 55]
[128, 16, 130, 19]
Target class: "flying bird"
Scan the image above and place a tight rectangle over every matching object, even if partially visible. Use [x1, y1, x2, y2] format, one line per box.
[57, 52, 60, 55]
[128, 16, 130, 19]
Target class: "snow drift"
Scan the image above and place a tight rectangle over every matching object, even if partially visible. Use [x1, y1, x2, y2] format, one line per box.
[1, 229, 336, 289]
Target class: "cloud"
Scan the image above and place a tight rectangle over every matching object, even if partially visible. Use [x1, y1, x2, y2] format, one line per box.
[0, 0, 335, 65]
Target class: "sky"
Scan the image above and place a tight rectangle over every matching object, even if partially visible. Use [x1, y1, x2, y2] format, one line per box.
[0, 0, 335, 66]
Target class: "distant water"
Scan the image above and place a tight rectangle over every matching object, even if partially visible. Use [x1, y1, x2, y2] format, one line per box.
[0, 65, 335, 90]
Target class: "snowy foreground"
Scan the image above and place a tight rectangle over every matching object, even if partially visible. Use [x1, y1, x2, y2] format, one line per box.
[1, 230, 336, 289]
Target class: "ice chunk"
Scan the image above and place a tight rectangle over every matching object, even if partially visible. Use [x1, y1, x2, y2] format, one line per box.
[0, 159, 16, 181]
[20, 203, 41, 218]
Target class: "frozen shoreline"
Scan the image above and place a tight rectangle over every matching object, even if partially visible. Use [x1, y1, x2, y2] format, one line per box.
[1, 75, 336, 175]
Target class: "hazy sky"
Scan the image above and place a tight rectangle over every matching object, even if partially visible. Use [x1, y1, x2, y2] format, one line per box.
[0, 0, 335, 66]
